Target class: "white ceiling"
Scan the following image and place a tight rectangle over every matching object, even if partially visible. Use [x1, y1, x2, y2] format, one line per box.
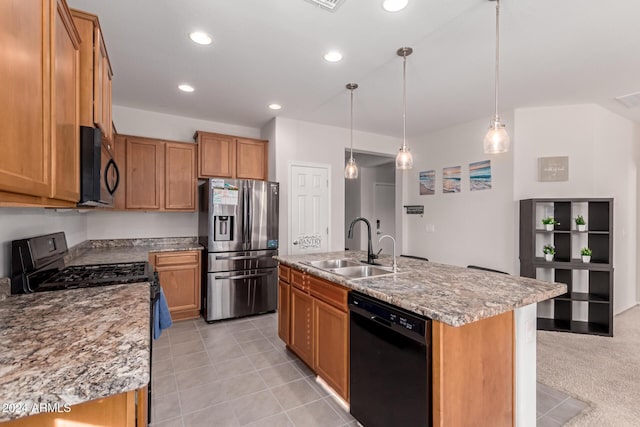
[67, 0, 640, 139]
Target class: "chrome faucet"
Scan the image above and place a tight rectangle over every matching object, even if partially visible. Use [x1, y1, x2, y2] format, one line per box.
[379, 234, 397, 273]
[348, 217, 378, 265]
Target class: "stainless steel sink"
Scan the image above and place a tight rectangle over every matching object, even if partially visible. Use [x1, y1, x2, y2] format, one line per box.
[305, 259, 362, 269]
[329, 265, 393, 279]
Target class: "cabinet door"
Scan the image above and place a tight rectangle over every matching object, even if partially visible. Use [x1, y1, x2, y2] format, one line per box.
[313, 298, 349, 400]
[125, 138, 163, 210]
[278, 280, 290, 344]
[290, 287, 314, 367]
[51, 0, 80, 202]
[198, 133, 235, 178]
[0, 0, 51, 198]
[235, 138, 267, 180]
[100, 51, 112, 141]
[156, 265, 199, 318]
[165, 142, 196, 211]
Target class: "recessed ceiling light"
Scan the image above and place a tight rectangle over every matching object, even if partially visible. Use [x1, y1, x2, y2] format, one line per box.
[178, 84, 195, 92]
[324, 51, 343, 62]
[383, 0, 408, 12]
[189, 31, 212, 45]
[268, 104, 282, 110]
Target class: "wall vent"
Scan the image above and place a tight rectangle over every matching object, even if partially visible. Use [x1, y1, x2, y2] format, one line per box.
[614, 91, 640, 108]
[304, 0, 345, 12]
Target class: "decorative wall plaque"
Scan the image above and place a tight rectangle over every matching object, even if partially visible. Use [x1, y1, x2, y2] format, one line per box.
[538, 156, 569, 182]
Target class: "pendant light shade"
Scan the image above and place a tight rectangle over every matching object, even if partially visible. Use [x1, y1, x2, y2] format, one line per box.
[345, 83, 359, 179]
[396, 47, 414, 170]
[484, 0, 510, 154]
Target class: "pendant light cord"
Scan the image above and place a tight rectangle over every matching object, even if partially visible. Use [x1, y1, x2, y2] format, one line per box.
[402, 53, 407, 149]
[350, 88, 354, 160]
[494, 0, 501, 120]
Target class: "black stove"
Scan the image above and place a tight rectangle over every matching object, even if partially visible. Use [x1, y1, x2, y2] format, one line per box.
[11, 232, 153, 294]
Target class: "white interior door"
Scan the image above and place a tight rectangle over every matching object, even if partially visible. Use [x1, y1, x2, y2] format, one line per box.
[289, 163, 330, 255]
[373, 183, 396, 255]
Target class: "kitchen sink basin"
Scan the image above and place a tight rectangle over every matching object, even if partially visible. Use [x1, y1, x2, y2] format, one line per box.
[305, 259, 362, 269]
[330, 265, 393, 279]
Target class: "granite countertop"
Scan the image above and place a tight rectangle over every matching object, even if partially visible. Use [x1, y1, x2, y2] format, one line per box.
[0, 283, 150, 421]
[275, 251, 567, 327]
[66, 237, 203, 266]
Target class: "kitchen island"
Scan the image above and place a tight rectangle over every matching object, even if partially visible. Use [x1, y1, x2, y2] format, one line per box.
[0, 283, 150, 425]
[275, 251, 567, 427]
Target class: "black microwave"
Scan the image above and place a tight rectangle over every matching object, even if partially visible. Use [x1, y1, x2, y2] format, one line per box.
[78, 126, 120, 207]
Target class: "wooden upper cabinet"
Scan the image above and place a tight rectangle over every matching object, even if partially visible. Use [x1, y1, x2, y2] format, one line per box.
[0, 0, 79, 207]
[125, 137, 164, 210]
[196, 132, 235, 178]
[70, 9, 113, 142]
[236, 137, 268, 180]
[112, 134, 126, 209]
[122, 135, 196, 212]
[51, 0, 81, 202]
[165, 142, 196, 211]
[195, 131, 268, 181]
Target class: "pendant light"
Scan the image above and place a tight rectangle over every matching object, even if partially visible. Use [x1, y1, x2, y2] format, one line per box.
[484, 0, 510, 154]
[396, 47, 414, 170]
[344, 83, 359, 179]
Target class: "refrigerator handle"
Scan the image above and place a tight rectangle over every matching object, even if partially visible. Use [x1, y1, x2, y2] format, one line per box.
[242, 181, 249, 250]
[247, 181, 252, 245]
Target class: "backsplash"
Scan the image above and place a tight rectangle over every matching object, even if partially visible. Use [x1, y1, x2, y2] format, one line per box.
[87, 237, 198, 248]
[0, 278, 9, 302]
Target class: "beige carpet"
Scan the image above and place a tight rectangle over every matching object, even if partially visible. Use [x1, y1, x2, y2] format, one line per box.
[537, 304, 640, 426]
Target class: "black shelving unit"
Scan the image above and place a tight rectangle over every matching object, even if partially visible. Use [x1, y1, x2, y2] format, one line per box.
[519, 198, 614, 336]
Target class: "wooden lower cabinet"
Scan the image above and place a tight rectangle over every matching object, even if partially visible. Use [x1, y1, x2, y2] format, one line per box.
[150, 250, 201, 321]
[282, 266, 349, 401]
[277, 280, 290, 344]
[1, 387, 146, 426]
[289, 286, 314, 367]
[313, 298, 349, 400]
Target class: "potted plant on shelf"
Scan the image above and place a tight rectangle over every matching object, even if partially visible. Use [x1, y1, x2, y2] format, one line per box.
[575, 215, 587, 232]
[581, 247, 592, 263]
[542, 217, 559, 231]
[543, 244, 556, 261]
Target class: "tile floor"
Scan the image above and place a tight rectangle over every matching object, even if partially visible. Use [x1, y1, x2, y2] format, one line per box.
[150, 313, 587, 427]
[536, 383, 589, 426]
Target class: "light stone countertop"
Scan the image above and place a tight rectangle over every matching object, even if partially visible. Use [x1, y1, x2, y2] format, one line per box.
[275, 251, 566, 327]
[0, 283, 150, 421]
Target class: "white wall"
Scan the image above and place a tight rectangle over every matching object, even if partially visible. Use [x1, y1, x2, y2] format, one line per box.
[0, 209, 88, 277]
[83, 105, 262, 240]
[268, 117, 402, 255]
[513, 104, 638, 313]
[403, 114, 515, 273]
[345, 174, 362, 250]
[113, 105, 261, 141]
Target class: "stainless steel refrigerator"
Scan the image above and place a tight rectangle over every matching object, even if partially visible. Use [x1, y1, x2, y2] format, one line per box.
[198, 179, 279, 322]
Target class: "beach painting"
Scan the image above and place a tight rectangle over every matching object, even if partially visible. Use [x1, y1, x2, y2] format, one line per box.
[419, 170, 435, 195]
[442, 166, 461, 193]
[469, 160, 492, 191]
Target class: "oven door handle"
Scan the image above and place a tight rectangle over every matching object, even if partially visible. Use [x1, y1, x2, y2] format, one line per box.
[215, 273, 269, 280]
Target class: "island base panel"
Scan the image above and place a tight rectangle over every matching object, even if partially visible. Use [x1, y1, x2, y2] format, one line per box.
[432, 311, 514, 427]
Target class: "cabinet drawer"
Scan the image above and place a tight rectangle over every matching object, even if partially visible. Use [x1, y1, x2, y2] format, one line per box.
[291, 269, 306, 291]
[278, 264, 291, 283]
[152, 251, 199, 267]
[309, 276, 348, 312]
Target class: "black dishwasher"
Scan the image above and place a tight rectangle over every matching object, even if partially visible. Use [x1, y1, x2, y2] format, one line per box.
[349, 292, 431, 427]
